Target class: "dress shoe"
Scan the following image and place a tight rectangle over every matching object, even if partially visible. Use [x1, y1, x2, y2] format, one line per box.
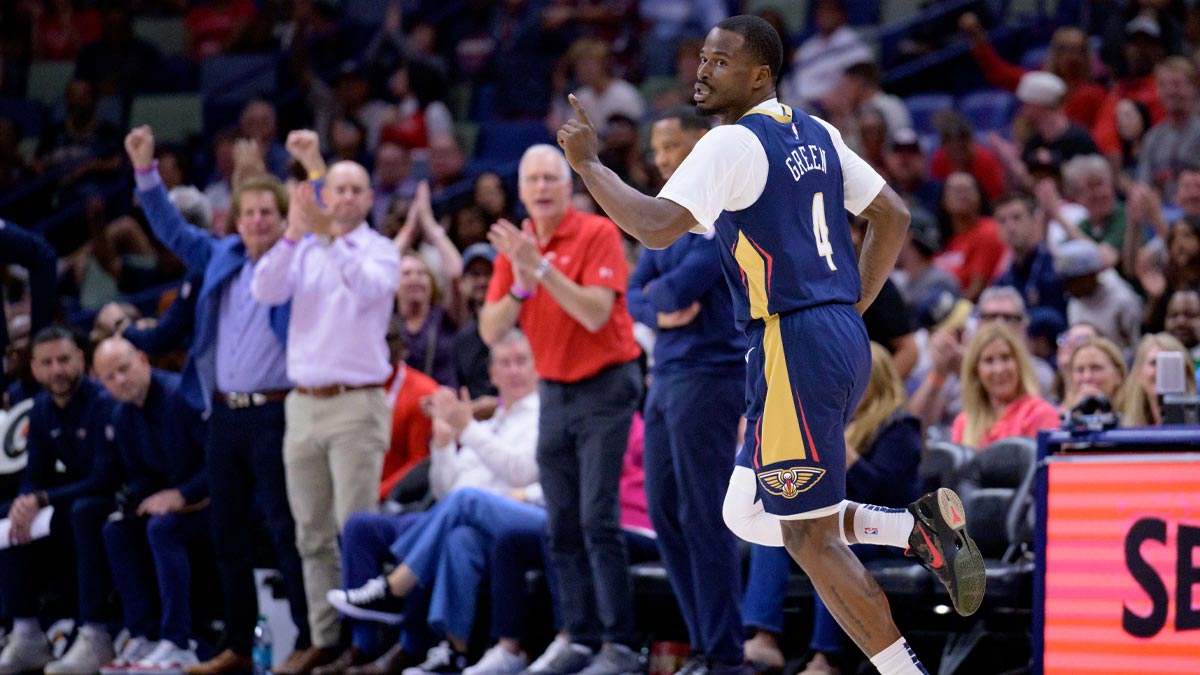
[274, 647, 339, 675]
[310, 648, 369, 675]
[184, 649, 254, 675]
[346, 645, 415, 675]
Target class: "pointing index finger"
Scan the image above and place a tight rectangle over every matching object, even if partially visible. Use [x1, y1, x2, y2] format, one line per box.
[568, 94, 594, 129]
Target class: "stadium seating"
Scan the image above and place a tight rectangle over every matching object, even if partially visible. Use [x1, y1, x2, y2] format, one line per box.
[26, 60, 75, 107]
[129, 94, 204, 145]
[904, 93, 954, 137]
[199, 53, 278, 102]
[133, 17, 186, 55]
[476, 121, 554, 163]
[0, 98, 45, 140]
[957, 89, 1018, 134]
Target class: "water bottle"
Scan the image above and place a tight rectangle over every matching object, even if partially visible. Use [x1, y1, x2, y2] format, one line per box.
[252, 615, 273, 675]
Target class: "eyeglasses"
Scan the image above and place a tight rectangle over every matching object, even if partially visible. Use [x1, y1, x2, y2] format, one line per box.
[1057, 333, 1092, 348]
[979, 312, 1025, 324]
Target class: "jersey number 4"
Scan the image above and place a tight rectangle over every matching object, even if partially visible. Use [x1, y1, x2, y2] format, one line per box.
[812, 192, 836, 271]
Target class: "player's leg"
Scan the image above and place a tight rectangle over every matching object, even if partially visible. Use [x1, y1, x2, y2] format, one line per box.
[755, 307, 927, 674]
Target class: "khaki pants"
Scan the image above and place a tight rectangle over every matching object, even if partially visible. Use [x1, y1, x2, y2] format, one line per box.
[283, 388, 390, 648]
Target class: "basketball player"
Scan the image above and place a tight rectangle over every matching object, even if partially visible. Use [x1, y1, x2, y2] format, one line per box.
[555, 15, 984, 675]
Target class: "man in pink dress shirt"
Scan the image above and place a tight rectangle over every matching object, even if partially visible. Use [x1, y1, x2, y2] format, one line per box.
[251, 131, 401, 666]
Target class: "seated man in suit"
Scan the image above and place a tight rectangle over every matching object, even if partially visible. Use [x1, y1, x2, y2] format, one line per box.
[93, 337, 211, 675]
[0, 327, 121, 675]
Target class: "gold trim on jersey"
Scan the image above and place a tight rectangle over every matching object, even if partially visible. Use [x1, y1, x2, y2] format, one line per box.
[739, 103, 793, 124]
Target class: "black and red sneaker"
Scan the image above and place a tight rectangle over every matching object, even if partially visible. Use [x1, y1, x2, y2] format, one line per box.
[906, 488, 986, 616]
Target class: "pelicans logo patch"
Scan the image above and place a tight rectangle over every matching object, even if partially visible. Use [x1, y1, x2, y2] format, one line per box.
[758, 467, 825, 499]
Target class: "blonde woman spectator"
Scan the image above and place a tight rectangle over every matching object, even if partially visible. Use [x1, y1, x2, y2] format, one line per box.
[1117, 333, 1198, 426]
[952, 322, 1061, 448]
[1053, 322, 1099, 403]
[1061, 336, 1126, 412]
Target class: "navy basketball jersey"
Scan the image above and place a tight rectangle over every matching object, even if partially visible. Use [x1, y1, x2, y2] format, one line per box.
[712, 105, 861, 330]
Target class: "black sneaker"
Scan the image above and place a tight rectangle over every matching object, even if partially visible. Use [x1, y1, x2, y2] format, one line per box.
[402, 642, 468, 675]
[906, 488, 986, 616]
[326, 576, 405, 625]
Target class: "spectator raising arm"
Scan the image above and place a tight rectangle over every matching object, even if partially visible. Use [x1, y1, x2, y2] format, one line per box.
[126, 126, 217, 270]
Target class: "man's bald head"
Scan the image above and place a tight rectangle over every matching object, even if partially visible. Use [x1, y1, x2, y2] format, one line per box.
[93, 336, 153, 406]
[323, 161, 374, 228]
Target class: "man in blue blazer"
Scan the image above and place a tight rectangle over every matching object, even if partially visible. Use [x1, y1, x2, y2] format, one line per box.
[124, 127, 312, 675]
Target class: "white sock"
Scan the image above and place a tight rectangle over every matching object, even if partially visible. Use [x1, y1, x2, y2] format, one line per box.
[82, 623, 109, 638]
[853, 504, 915, 549]
[869, 638, 928, 675]
[12, 618, 40, 638]
[837, 501, 851, 545]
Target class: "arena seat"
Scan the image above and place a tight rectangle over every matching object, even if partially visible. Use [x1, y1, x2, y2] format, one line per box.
[476, 121, 554, 163]
[134, 16, 186, 55]
[199, 53, 277, 101]
[904, 93, 954, 137]
[957, 90, 1018, 134]
[0, 98, 45, 139]
[1019, 45, 1049, 70]
[26, 60, 76, 107]
[129, 94, 204, 145]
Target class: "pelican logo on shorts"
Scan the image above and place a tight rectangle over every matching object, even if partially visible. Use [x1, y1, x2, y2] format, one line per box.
[758, 467, 825, 499]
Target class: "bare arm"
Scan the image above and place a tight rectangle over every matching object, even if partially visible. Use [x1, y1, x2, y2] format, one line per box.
[574, 161, 698, 249]
[855, 185, 910, 314]
[538, 268, 616, 333]
[558, 94, 696, 249]
[478, 297, 521, 346]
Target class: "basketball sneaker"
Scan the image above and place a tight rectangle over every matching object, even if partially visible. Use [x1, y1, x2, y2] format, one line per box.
[906, 488, 986, 616]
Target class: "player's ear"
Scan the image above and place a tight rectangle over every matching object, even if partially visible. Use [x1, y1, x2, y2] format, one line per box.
[752, 64, 773, 92]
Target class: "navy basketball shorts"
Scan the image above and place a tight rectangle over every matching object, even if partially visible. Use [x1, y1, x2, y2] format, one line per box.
[733, 302, 870, 519]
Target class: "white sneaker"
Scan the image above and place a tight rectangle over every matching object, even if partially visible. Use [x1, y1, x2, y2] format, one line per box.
[101, 637, 157, 675]
[464, 645, 527, 675]
[0, 630, 53, 675]
[131, 641, 199, 675]
[45, 627, 116, 675]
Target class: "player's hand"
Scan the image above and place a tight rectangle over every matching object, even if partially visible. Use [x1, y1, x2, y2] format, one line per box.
[658, 301, 701, 329]
[124, 126, 156, 172]
[137, 489, 186, 516]
[557, 94, 600, 173]
[285, 130, 324, 173]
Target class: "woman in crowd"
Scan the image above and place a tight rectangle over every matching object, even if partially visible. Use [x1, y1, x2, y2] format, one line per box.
[1118, 333, 1198, 426]
[1052, 321, 1099, 404]
[1060, 336, 1126, 413]
[395, 252, 459, 387]
[934, 172, 1008, 303]
[743, 344, 923, 675]
[1141, 216, 1200, 333]
[952, 322, 1060, 449]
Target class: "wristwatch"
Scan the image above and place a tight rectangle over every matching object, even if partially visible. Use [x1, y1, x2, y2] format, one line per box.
[534, 257, 553, 280]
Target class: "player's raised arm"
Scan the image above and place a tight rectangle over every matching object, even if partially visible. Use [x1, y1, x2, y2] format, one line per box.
[855, 184, 910, 314]
[558, 95, 696, 249]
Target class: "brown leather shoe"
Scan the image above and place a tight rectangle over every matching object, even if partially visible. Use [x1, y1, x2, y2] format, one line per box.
[184, 650, 254, 675]
[308, 647, 369, 675]
[275, 647, 341, 675]
[345, 645, 414, 675]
